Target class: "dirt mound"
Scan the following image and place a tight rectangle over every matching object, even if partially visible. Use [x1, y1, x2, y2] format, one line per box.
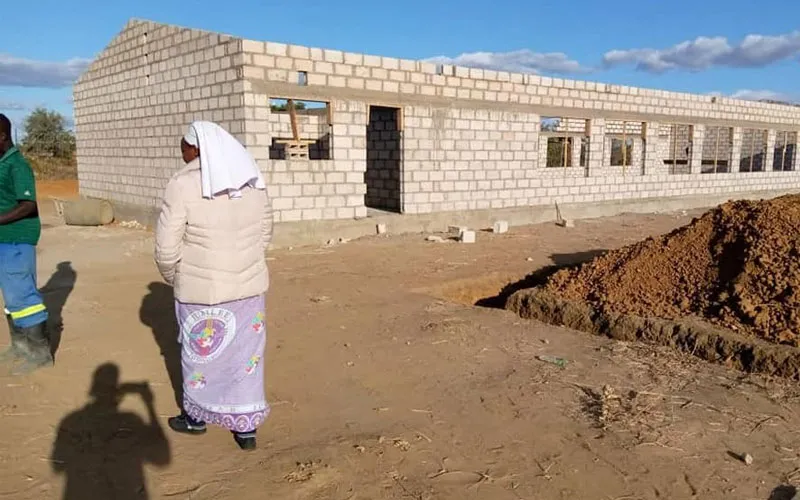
[544, 195, 800, 346]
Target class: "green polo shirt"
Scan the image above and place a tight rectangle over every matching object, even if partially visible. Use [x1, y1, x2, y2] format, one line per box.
[0, 147, 41, 245]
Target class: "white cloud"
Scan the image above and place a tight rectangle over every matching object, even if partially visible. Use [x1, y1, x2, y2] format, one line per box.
[0, 100, 27, 111]
[603, 31, 800, 72]
[708, 89, 797, 103]
[427, 49, 591, 75]
[0, 54, 90, 88]
[730, 89, 796, 102]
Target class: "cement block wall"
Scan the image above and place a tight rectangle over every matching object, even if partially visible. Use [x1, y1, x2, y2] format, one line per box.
[74, 18, 800, 227]
[74, 20, 247, 210]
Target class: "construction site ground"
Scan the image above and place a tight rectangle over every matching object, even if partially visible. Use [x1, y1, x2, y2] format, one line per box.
[1, 180, 798, 500]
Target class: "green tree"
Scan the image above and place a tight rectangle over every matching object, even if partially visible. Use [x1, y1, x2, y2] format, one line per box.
[270, 101, 307, 112]
[21, 108, 75, 159]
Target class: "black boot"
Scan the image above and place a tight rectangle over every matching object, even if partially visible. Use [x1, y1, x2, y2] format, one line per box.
[232, 430, 257, 451]
[11, 322, 53, 375]
[0, 315, 25, 364]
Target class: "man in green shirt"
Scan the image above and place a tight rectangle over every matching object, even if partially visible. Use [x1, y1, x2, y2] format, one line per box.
[0, 114, 52, 374]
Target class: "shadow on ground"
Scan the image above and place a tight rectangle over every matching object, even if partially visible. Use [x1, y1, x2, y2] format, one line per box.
[50, 363, 170, 499]
[139, 282, 182, 410]
[40, 261, 77, 359]
[475, 250, 606, 309]
[769, 485, 797, 500]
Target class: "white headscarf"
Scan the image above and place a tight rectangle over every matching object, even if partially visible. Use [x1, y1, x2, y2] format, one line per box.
[183, 121, 266, 199]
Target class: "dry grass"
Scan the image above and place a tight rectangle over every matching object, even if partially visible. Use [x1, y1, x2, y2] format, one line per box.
[27, 156, 77, 181]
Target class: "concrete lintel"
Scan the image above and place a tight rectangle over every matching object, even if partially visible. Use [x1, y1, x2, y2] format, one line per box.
[248, 79, 798, 130]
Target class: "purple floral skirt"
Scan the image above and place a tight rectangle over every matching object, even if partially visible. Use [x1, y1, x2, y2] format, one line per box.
[175, 294, 268, 433]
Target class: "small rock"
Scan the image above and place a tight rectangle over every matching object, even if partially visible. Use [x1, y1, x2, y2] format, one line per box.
[393, 438, 411, 451]
[376, 223, 387, 235]
[310, 296, 330, 303]
[459, 230, 476, 244]
[326, 239, 337, 246]
[492, 220, 509, 234]
[339, 237, 351, 244]
[742, 453, 754, 465]
[354, 445, 366, 453]
[526, 257, 534, 262]
[346, 361, 355, 367]
[426, 235, 446, 243]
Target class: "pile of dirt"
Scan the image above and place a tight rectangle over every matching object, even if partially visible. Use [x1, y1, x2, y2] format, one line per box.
[543, 195, 800, 346]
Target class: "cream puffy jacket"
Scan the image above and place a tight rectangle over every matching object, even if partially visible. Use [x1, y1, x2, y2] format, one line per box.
[154, 159, 273, 305]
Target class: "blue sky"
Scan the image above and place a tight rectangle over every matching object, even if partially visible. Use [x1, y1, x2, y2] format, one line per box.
[2, 0, 800, 134]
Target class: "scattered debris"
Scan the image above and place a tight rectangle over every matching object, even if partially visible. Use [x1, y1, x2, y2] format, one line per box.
[426, 235, 446, 243]
[536, 354, 568, 368]
[310, 295, 330, 303]
[459, 230, 476, 244]
[392, 438, 411, 451]
[493, 220, 509, 234]
[119, 220, 145, 230]
[285, 461, 318, 483]
[376, 223, 387, 235]
[354, 444, 366, 453]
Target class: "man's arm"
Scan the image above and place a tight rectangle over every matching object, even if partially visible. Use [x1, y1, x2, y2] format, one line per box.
[0, 159, 38, 225]
[0, 200, 37, 225]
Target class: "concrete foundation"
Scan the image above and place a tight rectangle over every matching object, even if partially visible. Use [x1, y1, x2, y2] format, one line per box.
[103, 187, 800, 248]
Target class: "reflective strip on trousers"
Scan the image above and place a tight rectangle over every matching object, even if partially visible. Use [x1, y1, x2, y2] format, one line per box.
[8, 303, 46, 320]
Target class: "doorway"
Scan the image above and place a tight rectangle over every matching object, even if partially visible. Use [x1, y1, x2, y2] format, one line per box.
[365, 106, 402, 213]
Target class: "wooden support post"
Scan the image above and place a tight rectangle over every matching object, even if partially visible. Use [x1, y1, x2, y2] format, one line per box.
[781, 131, 788, 171]
[287, 99, 299, 142]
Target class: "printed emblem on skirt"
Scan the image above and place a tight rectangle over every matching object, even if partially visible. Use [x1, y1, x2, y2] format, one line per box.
[181, 307, 237, 363]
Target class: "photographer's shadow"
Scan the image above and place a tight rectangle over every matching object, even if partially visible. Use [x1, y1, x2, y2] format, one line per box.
[50, 363, 171, 500]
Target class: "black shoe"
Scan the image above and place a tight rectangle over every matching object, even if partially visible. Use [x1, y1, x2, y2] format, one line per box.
[233, 431, 257, 451]
[168, 414, 207, 435]
[11, 322, 53, 375]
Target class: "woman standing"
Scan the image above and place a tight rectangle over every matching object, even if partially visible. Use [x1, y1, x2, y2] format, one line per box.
[155, 121, 273, 451]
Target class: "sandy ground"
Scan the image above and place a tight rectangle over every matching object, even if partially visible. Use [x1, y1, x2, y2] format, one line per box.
[0, 182, 799, 500]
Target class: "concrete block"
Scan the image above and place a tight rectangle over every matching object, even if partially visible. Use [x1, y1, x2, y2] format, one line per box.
[376, 223, 387, 235]
[459, 230, 476, 244]
[493, 220, 509, 234]
[448, 225, 467, 236]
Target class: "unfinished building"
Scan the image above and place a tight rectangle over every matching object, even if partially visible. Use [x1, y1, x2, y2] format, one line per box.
[73, 19, 800, 236]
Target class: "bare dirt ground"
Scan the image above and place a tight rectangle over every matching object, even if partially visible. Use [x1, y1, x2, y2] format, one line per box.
[1, 182, 799, 500]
